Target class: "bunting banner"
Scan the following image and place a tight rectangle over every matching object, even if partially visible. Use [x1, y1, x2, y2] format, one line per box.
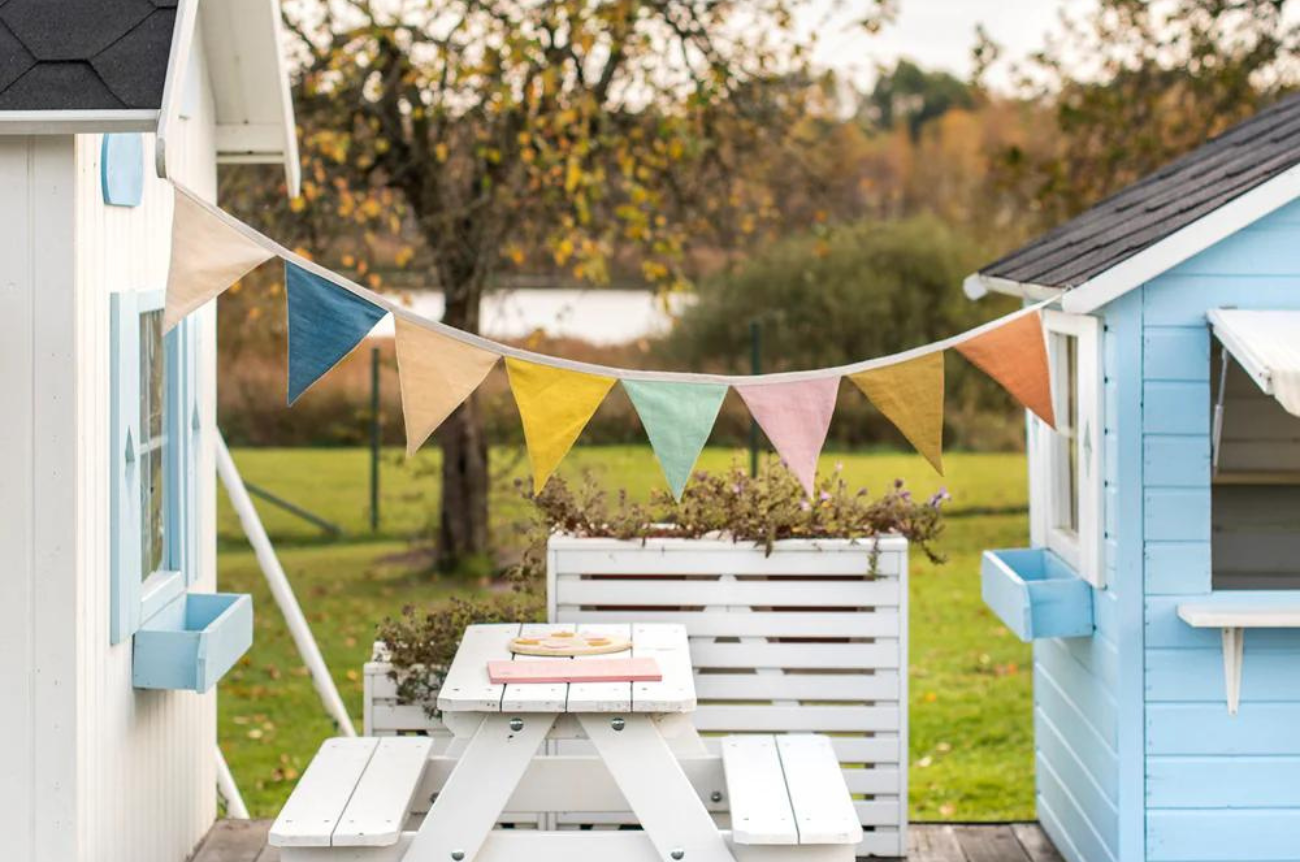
[623, 379, 729, 500]
[162, 181, 1065, 497]
[163, 186, 274, 332]
[849, 351, 945, 474]
[394, 317, 501, 455]
[506, 358, 617, 492]
[955, 312, 1056, 428]
[286, 262, 388, 404]
[735, 377, 840, 496]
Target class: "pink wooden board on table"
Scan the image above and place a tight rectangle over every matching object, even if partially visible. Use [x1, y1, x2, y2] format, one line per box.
[487, 657, 662, 685]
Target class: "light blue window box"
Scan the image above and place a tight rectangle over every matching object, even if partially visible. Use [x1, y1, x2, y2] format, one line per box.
[981, 547, 1095, 641]
[133, 593, 253, 693]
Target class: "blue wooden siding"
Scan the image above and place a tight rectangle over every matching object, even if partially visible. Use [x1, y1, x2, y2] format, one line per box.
[1140, 198, 1300, 862]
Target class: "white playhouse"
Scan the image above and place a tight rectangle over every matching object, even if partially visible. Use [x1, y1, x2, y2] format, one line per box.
[0, 2, 297, 861]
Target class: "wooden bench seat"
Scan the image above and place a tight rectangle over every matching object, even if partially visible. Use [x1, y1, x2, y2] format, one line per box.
[722, 734, 863, 847]
[270, 737, 432, 848]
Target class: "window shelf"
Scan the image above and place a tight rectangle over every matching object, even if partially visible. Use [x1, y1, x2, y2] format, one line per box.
[133, 593, 253, 692]
[981, 547, 1095, 642]
[1177, 592, 1300, 715]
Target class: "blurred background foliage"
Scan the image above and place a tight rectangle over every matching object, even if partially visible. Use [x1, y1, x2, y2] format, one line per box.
[215, 0, 1297, 552]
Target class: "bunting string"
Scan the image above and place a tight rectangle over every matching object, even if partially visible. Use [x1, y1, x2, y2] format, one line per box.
[164, 180, 1062, 493]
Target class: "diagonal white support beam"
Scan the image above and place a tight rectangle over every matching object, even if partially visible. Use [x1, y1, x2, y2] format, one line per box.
[216, 431, 356, 736]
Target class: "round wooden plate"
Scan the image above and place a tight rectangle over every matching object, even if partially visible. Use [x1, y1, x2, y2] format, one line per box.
[508, 631, 632, 656]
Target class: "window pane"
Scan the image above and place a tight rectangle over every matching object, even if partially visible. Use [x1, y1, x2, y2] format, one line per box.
[1066, 336, 1079, 533]
[139, 310, 167, 580]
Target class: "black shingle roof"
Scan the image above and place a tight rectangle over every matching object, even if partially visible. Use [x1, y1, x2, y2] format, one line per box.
[977, 93, 1300, 289]
[0, 0, 176, 111]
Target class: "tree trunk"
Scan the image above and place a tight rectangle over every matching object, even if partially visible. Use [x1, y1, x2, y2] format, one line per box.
[435, 267, 490, 571]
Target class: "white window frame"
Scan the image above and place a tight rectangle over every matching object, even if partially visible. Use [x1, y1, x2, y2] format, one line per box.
[110, 289, 201, 644]
[1032, 310, 1105, 588]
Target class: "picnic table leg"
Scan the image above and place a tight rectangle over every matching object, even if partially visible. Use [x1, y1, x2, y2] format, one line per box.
[402, 713, 555, 862]
[579, 714, 737, 862]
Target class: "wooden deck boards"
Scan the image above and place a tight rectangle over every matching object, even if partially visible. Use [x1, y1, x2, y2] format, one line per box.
[192, 820, 1064, 862]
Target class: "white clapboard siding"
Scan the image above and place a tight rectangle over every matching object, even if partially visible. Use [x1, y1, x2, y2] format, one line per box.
[549, 535, 909, 858]
[0, 47, 227, 862]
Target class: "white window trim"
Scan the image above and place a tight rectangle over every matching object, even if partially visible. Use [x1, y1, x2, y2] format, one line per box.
[1033, 310, 1105, 588]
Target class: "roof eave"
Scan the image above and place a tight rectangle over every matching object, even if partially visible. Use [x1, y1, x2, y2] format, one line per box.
[1060, 161, 1300, 314]
[0, 110, 160, 134]
[963, 273, 1064, 301]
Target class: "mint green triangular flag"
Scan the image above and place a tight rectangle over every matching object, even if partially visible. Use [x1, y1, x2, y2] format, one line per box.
[623, 379, 728, 500]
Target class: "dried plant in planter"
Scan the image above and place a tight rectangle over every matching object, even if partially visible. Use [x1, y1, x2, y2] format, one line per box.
[531, 458, 949, 561]
[378, 459, 948, 714]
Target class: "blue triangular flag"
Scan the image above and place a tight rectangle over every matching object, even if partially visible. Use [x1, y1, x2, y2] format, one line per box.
[286, 262, 388, 404]
[623, 379, 728, 499]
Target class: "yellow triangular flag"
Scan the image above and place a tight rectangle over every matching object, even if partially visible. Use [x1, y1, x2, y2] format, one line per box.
[395, 318, 501, 455]
[506, 358, 616, 492]
[164, 186, 275, 332]
[849, 351, 945, 474]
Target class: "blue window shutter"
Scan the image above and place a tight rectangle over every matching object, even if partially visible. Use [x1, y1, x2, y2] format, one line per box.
[110, 292, 143, 644]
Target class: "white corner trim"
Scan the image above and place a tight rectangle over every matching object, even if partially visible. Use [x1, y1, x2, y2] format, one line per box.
[963, 273, 1064, 302]
[0, 110, 158, 134]
[1061, 162, 1300, 314]
[264, 0, 302, 198]
[154, 0, 200, 180]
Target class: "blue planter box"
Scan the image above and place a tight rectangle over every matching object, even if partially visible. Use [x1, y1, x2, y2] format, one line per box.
[981, 548, 1094, 641]
[133, 593, 253, 692]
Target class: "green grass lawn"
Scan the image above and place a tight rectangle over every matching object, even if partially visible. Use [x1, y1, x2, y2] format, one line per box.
[217, 446, 1033, 821]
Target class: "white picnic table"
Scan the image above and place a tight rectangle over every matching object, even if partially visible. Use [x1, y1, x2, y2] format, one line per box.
[271, 622, 862, 862]
[413, 622, 737, 862]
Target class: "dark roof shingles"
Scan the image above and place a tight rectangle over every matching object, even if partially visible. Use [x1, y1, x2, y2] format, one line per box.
[93, 8, 175, 108]
[978, 94, 1300, 289]
[0, 0, 175, 111]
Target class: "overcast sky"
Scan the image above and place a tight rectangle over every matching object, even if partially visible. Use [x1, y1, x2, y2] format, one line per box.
[803, 0, 1099, 91]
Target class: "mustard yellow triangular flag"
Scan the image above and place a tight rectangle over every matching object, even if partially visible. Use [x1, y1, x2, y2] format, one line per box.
[395, 318, 500, 455]
[506, 358, 616, 492]
[849, 352, 945, 474]
[163, 186, 275, 332]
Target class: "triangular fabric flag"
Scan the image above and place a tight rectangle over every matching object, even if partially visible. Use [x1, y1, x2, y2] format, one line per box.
[849, 352, 945, 474]
[955, 312, 1056, 428]
[623, 379, 728, 500]
[394, 317, 500, 455]
[286, 262, 388, 404]
[164, 187, 275, 332]
[506, 358, 616, 492]
[735, 376, 839, 496]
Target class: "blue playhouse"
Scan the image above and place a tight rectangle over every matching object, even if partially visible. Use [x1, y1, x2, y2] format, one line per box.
[968, 95, 1300, 862]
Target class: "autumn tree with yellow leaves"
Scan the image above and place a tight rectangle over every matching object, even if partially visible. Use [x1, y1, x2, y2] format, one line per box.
[252, 0, 871, 568]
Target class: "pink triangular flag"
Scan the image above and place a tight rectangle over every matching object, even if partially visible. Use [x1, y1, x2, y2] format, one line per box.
[735, 377, 839, 495]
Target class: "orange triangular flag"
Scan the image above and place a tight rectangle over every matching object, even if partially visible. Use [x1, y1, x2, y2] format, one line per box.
[506, 358, 617, 492]
[395, 318, 501, 455]
[849, 351, 945, 474]
[163, 186, 274, 332]
[955, 312, 1056, 428]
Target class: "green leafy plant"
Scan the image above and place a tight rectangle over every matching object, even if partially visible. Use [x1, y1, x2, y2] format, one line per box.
[378, 459, 947, 714]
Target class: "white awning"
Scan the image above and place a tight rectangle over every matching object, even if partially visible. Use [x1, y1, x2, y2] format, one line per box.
[1208, 309, 1300, 417]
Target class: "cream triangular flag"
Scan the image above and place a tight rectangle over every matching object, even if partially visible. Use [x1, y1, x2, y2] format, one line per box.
[163, 187, 275, 332]
[506, 358, 616, 492]
[395, 318, 500, 455]
[850, 351, 945, 474]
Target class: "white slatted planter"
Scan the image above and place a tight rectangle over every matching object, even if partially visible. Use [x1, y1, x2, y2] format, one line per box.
[549, 535, 909, 858]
